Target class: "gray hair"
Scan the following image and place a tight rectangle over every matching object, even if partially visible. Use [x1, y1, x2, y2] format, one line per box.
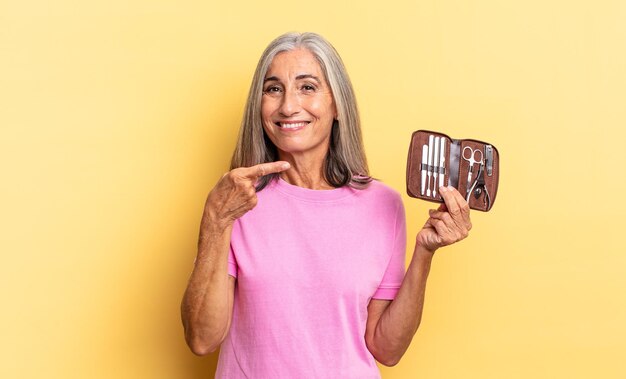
[230, 32, 372, 190]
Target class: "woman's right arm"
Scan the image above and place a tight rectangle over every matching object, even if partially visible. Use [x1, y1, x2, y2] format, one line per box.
[180, 161, 290, 355]
[181, 218, 236, 356]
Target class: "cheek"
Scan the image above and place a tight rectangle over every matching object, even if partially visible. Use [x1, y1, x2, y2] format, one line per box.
[308, 98, 335, 119]
[260, 102, 271, 120]
[261, 97, 278, 120]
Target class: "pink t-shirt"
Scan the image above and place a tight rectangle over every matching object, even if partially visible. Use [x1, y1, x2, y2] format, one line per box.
[215, 178, 407, 378]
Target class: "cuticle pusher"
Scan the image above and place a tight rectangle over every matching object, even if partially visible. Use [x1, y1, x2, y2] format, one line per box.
[427, 135, 434, 197]
[439, 137, 446, 190]
[433, 137, 439, 197]
[420, 145, 428, 195]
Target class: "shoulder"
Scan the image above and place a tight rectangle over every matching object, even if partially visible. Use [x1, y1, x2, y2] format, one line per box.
[355, 180, 404, 208]
[360, 180, 402, 200]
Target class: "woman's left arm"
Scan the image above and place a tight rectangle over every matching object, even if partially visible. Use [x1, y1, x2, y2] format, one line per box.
[365, 186, 472, 366]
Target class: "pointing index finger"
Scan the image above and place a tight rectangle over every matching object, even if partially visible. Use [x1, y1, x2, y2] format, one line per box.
[242, 161, 291, 179]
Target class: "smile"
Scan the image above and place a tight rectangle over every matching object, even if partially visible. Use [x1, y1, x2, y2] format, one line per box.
[276, 121, 310, 130]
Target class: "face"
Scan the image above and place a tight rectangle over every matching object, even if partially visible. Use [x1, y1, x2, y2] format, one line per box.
[261, 48, 337, 160]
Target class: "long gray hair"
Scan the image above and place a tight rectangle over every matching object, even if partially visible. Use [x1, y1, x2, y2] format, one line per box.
[230, 32, 372, 191]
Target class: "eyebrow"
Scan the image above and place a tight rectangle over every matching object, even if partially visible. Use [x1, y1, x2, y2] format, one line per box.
[295, 74, 322, 83]
[263, 74, 322, 84]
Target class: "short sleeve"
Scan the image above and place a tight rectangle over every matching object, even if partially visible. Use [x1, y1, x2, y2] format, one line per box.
[372, 200, 406, 300]
[228, 243, 238, 278]
[228, 220, 239, 278]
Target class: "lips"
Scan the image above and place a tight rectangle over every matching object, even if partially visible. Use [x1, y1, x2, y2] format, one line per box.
[275, 121, 310, 130]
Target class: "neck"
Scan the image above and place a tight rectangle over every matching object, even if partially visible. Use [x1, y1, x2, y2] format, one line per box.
[277, 151, 333, 190]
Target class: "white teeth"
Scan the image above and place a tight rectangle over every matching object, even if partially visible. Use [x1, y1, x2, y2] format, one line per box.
[279, 122, 307, 129]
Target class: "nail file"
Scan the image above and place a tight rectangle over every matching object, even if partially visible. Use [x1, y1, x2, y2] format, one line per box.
[420, 145, 428, 195]
[439, 137, 446, 189]
[433, 137, 439, 197]
[427, 135, 434, 197]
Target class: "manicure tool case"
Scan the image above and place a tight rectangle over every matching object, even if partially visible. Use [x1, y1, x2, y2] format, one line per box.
[406, 130, 500, 212]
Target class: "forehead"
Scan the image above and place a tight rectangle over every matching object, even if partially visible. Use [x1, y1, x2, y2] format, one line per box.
[265, 48, 325, 80]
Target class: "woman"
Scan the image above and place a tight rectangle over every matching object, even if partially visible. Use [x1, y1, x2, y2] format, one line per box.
[181, 32, 472, 378]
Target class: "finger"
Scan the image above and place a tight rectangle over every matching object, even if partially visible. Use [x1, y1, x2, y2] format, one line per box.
[432, 190, 470, 239]
[421, 219, 443, 245]
[439, 186, 467, 222]
[428, 209, 460, 238]
[227, 196, 258, 219]
[428, 208, 454, 225]
[240, 161, 291, 179]
[429, 218, 451, 244]
[428, 211, 464, 245]
[445, 186, 472, 229]
[438, 186, 460, 216]
[449, 186, 470, 214]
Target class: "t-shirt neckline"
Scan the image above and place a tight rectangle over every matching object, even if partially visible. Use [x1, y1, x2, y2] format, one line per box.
[271, 177, 355, 202]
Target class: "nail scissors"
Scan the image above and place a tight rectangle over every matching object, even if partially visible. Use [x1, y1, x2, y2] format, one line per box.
[462, 146, 483, 198]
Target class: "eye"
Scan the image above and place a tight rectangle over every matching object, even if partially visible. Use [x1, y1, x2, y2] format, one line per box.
[264, 85, 281, 93]
[300, 84, 317, 92]
[263, 85, 282, 96]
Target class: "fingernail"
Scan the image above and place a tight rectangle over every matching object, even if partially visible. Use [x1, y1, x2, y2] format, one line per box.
[440, 186, 447, 192]
[281, 162, 290, 169]
[447, 185, 455, 191]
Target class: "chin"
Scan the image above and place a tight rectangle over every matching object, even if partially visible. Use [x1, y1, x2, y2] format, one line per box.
[275, 145, 309, 155]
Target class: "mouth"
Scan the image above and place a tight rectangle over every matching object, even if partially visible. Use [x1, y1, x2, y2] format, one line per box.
[275, 121, 310, 131]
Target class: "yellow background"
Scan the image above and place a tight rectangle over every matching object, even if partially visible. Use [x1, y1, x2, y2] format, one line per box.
[2, 0, 625, 378]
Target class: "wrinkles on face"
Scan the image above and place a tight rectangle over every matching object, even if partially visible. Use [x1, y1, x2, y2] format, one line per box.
[261, 49, 337, 162]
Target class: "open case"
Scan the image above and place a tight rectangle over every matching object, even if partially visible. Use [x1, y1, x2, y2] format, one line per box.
[406, 130, 500, 212]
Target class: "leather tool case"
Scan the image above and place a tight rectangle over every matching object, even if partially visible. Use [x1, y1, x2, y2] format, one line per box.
[406, 130, 500, 212]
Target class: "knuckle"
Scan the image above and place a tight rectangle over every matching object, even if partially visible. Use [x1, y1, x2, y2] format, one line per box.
[235, 176, 250, 187]
[449, 207, 461, 217]
[227, 170, 239, 181]
[249, 195, 258, 206]
[248, 200, 258, 210]
[453, 232, 462, 242]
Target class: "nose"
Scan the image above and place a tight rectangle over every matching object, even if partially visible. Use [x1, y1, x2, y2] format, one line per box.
[278, 88, 301, 117]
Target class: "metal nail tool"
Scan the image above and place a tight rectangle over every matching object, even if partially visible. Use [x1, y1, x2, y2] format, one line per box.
[421, 145, 428, 195]
[462, 146, 483, 199]
[469, 162, 491, 209]
[485, 144, 493, 177]
[439, 137, 446, 190]
[427, 135, 434, 197]
[433, 137, 439, 197]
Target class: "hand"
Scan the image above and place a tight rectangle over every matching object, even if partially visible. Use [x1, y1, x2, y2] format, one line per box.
[416, 186, 472, 253]
[201, 161, 291, 232]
